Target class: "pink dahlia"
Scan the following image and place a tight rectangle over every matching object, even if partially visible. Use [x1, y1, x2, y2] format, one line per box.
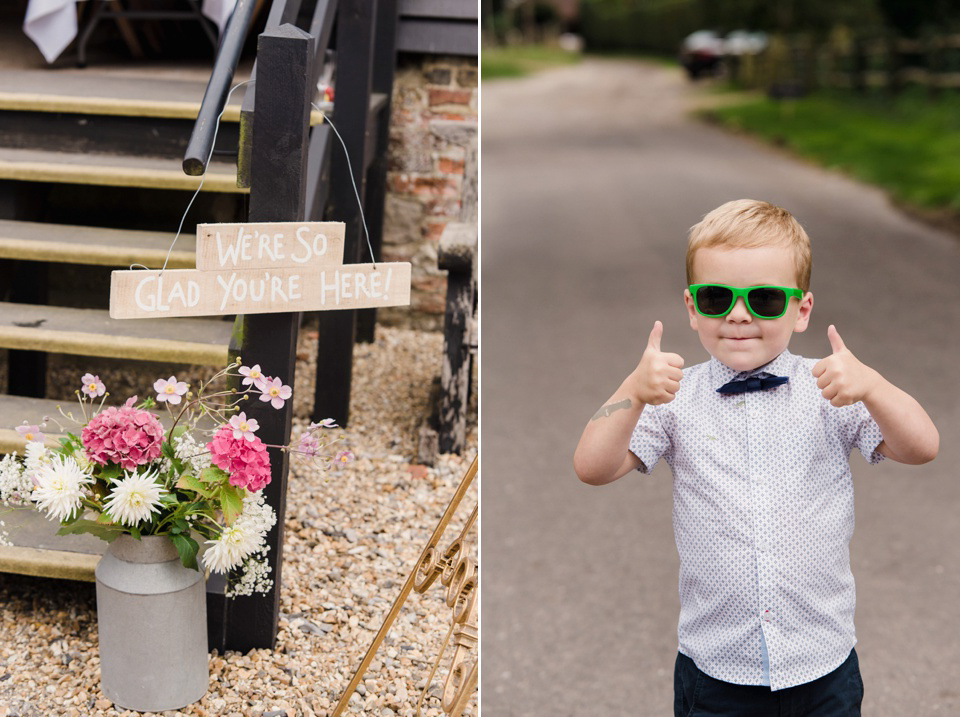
[207, 425, 272, 492]
[81, 397, 165, 471]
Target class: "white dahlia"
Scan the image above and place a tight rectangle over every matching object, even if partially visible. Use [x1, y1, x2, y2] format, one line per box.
[32, 455, 92, 522]
[24, 441, 51, 479]
[103, 469, 166, 526]
[201, 522, 262, 574]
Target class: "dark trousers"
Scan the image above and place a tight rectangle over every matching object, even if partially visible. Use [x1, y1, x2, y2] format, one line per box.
[674, 649, 863, 717]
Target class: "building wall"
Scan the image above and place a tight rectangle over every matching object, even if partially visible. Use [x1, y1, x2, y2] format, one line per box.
[379, 53, 478, 331]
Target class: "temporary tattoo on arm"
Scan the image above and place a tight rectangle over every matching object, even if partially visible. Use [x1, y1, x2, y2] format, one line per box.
[591, 398, 631, 421]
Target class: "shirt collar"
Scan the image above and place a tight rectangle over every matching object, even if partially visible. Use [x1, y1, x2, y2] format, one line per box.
[709, 349, 796, 384]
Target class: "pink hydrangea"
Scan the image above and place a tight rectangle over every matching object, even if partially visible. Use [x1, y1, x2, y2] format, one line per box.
[81, 397, 164, 471]
[207, 425, 272, 492]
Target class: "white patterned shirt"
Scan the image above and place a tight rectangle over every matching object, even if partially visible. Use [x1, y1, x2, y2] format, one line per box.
[629, 349, 883, 691]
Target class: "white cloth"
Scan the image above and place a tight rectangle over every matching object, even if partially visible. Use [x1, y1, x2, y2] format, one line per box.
[200, 0, 234, 33]
[23, 0, 77, 64]
[23, 0, 237, 63]
[629, 349, 884, 691]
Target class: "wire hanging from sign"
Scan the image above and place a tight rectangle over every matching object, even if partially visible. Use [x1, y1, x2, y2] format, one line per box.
[313, 102, 377, 271]
[138, 80, 377, 275]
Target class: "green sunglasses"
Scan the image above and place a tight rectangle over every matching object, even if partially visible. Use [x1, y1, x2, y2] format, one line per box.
[689, 283, 804, 319]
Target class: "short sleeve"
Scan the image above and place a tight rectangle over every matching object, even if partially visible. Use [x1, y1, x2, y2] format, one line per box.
[629, 404, 671, 474]
[837, 402, 885, 465]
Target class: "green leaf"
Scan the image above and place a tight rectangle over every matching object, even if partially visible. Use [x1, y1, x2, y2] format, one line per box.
[99, 464, 123, 483]
[171, 533, 200, 571]
[177, 472, 213, 498]
[169, 518, 190, 536]
[57, 520, 124, 543]
[200, 466, 229, 486]
[58, 433, 82, 452]
[129, 525, 142, 540]
[219, 484, 244, 526]
[162, 441, 177, 462]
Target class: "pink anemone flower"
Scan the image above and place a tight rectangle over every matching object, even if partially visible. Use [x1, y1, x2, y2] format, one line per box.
[81, 373, 106, 398]
[154, 376, 189, 405]
[258, 377, 292, 409]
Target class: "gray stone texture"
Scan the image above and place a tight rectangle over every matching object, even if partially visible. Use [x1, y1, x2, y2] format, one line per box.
[384, 55, 478, 330]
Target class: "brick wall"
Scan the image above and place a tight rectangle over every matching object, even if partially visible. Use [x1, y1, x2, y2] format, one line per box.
[380, 54, 478, 331]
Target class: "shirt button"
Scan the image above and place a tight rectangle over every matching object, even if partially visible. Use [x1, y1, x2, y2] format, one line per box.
[763, 610, 773, 623]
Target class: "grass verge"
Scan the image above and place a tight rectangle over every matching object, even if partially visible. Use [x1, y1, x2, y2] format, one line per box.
[482, 44, 581, 80]
[702, 87, 960, 213]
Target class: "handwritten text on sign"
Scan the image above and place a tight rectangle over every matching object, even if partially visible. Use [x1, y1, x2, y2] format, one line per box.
[109, 263, 412, 319]
[195, 221, 346, 270]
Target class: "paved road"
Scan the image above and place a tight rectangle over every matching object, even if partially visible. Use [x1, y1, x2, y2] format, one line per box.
[481, 59, 960, 716]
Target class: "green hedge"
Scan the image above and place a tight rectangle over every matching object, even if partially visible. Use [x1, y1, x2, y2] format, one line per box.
[580, 0, 702, 55]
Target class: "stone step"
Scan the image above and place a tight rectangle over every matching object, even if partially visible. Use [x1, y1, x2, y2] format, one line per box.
[0, 68, 322, 159]
[0, 68, 242, 160]
[0, 508, 104, 582]
[0, 301, 234, 365]
[0, 68, 321, 124]
[0, 146, 245, 193]
[0, 395, 68, 455]
[0, 68, 248, 119]
[0, 219, 196, 268]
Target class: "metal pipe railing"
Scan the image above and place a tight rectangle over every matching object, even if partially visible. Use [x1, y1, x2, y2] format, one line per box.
[182, 0, 259, 176]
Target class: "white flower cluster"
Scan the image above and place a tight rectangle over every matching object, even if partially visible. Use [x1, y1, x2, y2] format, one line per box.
[201, 490, 277, 576]
[225, 549, 274, 598]
[173, 432, 212, 474]
[0, 453, 32, 505]
[2, 448, 97, 542]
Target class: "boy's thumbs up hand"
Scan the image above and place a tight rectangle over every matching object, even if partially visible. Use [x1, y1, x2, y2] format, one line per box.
[631, 321, 685, 405]
[812, 325, 880, 407]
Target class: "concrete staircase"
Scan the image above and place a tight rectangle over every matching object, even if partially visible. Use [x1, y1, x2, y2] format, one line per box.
[0, 67, 248, 580]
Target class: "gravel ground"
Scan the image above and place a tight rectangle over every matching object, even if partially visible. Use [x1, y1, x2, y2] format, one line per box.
[0, 325, 478, 717]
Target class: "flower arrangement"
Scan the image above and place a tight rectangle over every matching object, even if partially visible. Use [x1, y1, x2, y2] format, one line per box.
[0, 362, 350, 597]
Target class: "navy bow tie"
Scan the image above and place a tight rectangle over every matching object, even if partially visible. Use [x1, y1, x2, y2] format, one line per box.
[717, 375, 789, 394]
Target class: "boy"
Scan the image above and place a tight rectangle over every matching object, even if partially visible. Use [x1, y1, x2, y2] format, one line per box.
[573, 199, 938, 716]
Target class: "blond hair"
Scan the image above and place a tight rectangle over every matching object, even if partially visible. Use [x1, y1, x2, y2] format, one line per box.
[686, 199, 812, 291]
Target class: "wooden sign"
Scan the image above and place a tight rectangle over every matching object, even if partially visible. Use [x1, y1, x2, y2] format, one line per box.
[109, 222, 411, 319]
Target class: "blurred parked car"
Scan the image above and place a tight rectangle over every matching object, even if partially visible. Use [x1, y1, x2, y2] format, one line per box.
[680, 30, 768, 81]
[724, 30, 768, 57]
[679, 30, 725, 79]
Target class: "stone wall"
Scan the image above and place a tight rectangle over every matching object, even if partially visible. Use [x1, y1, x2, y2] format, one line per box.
[380, 54, 478, 331]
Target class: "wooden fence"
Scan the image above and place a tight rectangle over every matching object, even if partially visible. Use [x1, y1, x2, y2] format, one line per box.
[728, 29, 960, 96]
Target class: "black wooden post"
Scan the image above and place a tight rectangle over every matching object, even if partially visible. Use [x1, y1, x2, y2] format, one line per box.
[208, 23, 313, 652]
[312, 0, 378, 427]
[356, 0, 399, 343]
[6, 260, 48, 398]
